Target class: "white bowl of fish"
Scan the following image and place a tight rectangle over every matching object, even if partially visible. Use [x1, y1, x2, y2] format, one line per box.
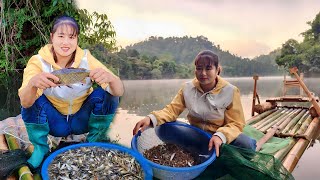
[131, 122, 217, 180]
[41, 142, 153, 180]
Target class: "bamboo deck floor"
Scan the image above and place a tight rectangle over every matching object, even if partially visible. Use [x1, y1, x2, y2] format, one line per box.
[248, 105, 320, 172]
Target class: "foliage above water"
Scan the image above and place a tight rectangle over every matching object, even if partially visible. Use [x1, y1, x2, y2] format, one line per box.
[276, 11, 320, 75]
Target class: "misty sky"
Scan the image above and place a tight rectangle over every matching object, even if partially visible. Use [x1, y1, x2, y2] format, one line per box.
[77, 0, 320, 58]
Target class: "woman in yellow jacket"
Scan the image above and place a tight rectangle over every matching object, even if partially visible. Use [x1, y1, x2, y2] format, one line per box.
[19, 15, 124, 169]
[133, 50, 256, 157]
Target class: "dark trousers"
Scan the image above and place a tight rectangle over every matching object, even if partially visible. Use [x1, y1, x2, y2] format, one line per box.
[21, 87, 119, 137]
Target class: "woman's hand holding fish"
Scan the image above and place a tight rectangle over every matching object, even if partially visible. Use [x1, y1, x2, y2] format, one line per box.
[208, 135, 222, 157]
[89, 68, 115, 85]
[30, 72, 59, 90]
[90, 68, 124, 96]
[20, 72, 59, 108]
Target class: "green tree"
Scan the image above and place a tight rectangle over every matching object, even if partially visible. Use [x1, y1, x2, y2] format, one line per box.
[275, 39, 305, 70]
[275, 11, 320, 74]
[161, 60, 177, 78]
[76, 9, 116, 51]
[151, 68, 162, 79]
[0, 0, 116, 74]
[302, 12, 320, 43]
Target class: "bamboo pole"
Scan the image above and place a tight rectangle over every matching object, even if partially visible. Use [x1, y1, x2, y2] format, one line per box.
[309, 105, 320, 118]
[290, 67, 320, 116]
[296, 115, 312, 135]
[282, 109, 307, 134]
[282, 138, 309, 172]
[259, 109, 295, 132]
[282, 117, 319, 172]
[277, 109, 301, 129]
[301, 117, 320, 140]
[251, 75, 259, 116]
[254, 102, 276, 114]
[4, 119, 21, 149]
[281, 111, 309, 137]
[0, 133, 8, 150]
[276, 109, 301, 130]
[259, 109, 296, 133]
[252, 108, 285, 128]
[289, 111, 309, 134]
[277, 109, 301, 132]
[256, 127, 279, 151]
[5, 134, 20, 149]
[33, 174, 42, 180]
[255, 108, 291, 130]
[274, 139, 296, 162]
[246, 109, 277, 125]
[255, 109, 301, 151]
[5, 133, 34, 180]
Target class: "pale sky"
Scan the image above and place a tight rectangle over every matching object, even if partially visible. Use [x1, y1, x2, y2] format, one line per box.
[77, 0, 320, 58]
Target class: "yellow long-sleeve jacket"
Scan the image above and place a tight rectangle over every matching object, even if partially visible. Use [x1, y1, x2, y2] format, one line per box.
[18, 44, 116, 115]
[148, 76, 245, 144]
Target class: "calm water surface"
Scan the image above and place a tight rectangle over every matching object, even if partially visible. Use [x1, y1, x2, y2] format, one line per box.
[119, 77, 320, 179]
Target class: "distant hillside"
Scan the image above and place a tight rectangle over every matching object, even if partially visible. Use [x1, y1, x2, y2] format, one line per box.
[126, 36, 282, 76]
[127, 36, 218, 64]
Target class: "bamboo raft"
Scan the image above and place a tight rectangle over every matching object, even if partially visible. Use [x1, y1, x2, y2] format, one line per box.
[250, 67, 320, 172]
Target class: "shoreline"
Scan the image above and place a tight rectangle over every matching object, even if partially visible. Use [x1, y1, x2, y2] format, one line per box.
[108, 108, 144, 147]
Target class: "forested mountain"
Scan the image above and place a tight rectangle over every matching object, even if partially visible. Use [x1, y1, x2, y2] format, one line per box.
[126, 36, 281, 77]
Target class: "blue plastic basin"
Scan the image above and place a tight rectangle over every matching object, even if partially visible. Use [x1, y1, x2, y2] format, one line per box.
[41, 142, 153, 180]
[131, 122, 216, 180]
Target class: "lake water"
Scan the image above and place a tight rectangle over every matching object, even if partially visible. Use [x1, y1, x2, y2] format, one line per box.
[120, 77, 320, 120]
[1, 75, 320, 179]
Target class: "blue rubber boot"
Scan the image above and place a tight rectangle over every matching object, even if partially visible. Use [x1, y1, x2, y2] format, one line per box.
[25, 122, 49, 169]
[87, 113, 114, 142]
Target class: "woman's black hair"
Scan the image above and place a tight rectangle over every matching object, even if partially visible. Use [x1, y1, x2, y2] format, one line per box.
[50, 15, 79, 68]
[51, 15, 79, 35]
[194, 50, 221, 75]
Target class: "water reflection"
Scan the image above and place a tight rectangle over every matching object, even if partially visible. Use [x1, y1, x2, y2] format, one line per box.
[120, 79, 188, 116]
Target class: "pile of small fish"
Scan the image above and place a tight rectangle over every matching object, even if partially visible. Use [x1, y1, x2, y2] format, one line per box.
[143, 143, 199, 167]
[48, 146, 144, 180]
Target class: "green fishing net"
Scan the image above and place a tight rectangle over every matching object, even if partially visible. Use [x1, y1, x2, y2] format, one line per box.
[0, 149, 29, 179]
[196, 125, 294, 180]
[197, 144, 294, 180]
[243, 125, 293, 155]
